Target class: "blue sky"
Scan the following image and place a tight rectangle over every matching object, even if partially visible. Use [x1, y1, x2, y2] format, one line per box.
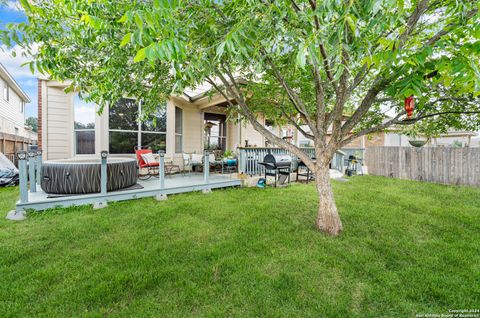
[1, 1, 38, 118]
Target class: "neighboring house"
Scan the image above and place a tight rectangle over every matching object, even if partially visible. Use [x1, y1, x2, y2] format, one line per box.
[38, 79, 298, 162]
[0, 63, 33, 139]
[0, 63, 36, 163]
[297, 124, 478, 149]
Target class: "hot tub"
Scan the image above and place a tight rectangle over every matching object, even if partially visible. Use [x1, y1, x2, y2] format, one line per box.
[41, 158, 138, 194]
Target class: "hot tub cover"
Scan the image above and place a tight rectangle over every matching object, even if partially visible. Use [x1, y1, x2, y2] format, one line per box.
[41, 158, 138, 194]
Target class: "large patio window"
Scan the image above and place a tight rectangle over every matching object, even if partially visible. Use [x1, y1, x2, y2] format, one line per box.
[109, 98, 167, 154]
[204, 113, 226, 151]
[175, 106, 183, 153]
[74, 95, 95, 155]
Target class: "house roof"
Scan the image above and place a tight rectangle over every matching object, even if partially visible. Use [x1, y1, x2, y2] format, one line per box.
[0, 63, 31, 103]
[182, 76, 246, 103]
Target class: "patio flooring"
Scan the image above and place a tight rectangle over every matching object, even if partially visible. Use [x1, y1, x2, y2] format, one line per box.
[15, 172, 241, 213]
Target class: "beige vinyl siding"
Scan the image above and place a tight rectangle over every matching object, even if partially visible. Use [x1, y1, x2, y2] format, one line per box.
[241, 115, 265, 147]
[45, 86, 73, 159]
[180, 103, 203, 154]
[226, 121, 239, 151]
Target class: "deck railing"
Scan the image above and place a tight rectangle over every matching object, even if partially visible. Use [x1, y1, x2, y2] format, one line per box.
[237, 147, 364, 176]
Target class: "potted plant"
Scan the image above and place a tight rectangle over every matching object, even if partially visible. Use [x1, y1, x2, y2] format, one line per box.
[402, 124, 431, 147]
[222, 150, 237, 166]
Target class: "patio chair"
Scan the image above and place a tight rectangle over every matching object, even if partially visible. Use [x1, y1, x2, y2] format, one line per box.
[134, 146, 159, 180]
[183, 153, 193, 174]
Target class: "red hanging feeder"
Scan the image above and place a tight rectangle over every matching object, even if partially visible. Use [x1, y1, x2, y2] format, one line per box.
[404, 95, 414, 118]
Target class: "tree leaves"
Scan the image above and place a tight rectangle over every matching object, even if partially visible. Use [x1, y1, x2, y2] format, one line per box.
[120, 33, 131, 47]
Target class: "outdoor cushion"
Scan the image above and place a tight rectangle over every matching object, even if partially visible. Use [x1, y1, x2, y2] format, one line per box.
[191, 154, 203, 164]
[209, 153, 216, 163]
[141, 153, 157, 165]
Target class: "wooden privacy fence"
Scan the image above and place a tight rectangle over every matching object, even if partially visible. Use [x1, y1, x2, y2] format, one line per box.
[0, 132, 34, 167]
[366, 147, 480, 187]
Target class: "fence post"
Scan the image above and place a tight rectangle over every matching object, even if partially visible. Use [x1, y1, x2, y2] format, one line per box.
[5, 151, 28, 220]
[18, 151, 28, 203]
[155, 150, 167, 201]
[203, 150, 210, 183]
[239, 148, 246, 174]
[202, 151, 211, 194]
[93, 151, 109, 209]
[27, 149, 36, 193]
[35, 149, 42, 186]
[159, 150, 165, 189]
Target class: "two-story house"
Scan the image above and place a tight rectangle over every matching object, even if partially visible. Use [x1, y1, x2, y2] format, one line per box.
[0, 63, 35, 158]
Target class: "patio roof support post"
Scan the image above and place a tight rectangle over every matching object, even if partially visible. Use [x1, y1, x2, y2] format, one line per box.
[35, 149, 42, 186]
[27, 150, 36, 193]
[6, 151, 28, 220]
[202, 151, 211, 194]
[156, 151, 167, 201]
[94, 151, 109, 209]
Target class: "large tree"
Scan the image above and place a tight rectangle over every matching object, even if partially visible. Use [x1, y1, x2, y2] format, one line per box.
[3, 0, 479, 235]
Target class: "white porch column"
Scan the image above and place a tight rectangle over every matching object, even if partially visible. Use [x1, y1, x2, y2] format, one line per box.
[96, 103, 109, 156]
[166, 98, 176, 158]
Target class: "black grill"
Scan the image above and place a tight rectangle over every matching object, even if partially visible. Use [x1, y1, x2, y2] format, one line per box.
[259, 154, 292, 187]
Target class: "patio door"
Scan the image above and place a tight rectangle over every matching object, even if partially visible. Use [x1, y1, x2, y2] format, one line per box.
[204, 113, 226, 152]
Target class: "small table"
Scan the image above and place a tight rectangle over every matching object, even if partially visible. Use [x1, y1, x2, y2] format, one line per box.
[165, 164, 181, 176]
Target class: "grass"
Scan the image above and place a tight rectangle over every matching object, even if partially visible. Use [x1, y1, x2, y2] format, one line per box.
[0, 176, 479, 317]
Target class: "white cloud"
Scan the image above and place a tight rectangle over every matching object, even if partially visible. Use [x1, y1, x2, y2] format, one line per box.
[0, 44, 38, 79]
[3, 1, 23, 11]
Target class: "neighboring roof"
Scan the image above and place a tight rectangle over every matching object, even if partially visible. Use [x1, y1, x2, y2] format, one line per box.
[0, 63, 31, 103]
[436, 130, 478, 137]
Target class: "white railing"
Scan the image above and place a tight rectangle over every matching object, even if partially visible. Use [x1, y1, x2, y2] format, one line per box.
[237, 147, 361, 176]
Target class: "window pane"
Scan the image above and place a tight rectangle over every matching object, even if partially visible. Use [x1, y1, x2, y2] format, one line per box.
[142, 107, 166, 132]
[109, 98, 138, 130]
[141, 133, 166, 152]
[109, 131, 138, 154]
[175, 107, 183, 134]
[74, 95, 96, 129]
[175, 135, 182, 153]
[75, 131, 95, 155]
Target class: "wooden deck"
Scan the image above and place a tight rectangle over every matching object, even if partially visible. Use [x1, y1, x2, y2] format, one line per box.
[15, 173, 241, 213]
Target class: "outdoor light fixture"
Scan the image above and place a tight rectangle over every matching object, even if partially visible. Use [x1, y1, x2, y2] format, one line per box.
[17, 150, 27, 160]
[100, 150, 109, 159]
[404, 96, 415, 118]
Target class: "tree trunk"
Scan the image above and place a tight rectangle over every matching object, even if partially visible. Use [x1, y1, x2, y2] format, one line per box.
[315, 162, 343, 236]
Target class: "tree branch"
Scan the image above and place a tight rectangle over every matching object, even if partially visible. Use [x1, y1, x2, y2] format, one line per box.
[262, 54, 318, 135]
[424, 8, 478, 47]
[213, 67, 315, 170]
[397, 110, 480, 125]
[340, 111, 405, 147]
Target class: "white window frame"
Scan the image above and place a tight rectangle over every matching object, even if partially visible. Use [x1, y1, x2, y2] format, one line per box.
[73, 95, 96, 155]
[3, 84, 9, 102]
[108, 99, 167, 154]
[175, 106, 183, 153]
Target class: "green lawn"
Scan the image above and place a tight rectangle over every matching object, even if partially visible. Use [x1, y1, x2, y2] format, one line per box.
[0, 176, 479, 317]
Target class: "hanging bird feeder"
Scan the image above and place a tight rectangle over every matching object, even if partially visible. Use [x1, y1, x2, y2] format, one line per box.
[404, 95, 415, 118]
